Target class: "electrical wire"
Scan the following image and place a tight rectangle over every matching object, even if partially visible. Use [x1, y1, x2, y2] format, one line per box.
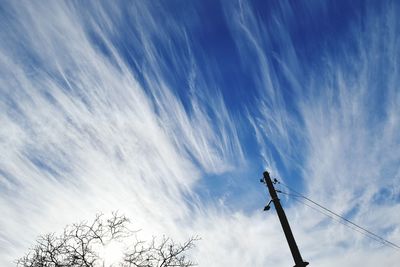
[275, 181, 400, 250]
[278, 190, 395, 248]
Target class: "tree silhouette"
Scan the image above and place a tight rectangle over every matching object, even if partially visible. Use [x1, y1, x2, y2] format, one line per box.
[16, 212, 198, 267]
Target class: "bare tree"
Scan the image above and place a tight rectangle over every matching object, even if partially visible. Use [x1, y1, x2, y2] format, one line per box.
[16, 212, 198, 267]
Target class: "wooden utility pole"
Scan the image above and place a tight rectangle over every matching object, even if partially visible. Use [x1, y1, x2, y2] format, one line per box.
[262, 171, 309, 267]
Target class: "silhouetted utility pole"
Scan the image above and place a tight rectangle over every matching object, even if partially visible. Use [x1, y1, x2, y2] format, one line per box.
[261, 171, 309, 267]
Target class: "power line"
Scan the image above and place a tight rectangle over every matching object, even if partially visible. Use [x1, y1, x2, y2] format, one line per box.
[278, 190, 395, 248]
[275, 180, 400, 251]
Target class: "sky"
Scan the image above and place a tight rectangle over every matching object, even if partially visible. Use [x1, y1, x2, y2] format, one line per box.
[1, 0, 400, 266]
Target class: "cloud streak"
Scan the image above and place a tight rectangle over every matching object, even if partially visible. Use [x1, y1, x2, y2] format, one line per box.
[0, 1, 399, 266]
[224, 0, 400, 265]
[0, 1, 244, 264]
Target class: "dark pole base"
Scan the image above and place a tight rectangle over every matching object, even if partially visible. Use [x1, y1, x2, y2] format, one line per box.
[294, 262, 309, 267]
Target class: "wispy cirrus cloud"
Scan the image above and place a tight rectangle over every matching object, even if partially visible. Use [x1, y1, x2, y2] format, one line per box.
[1, 1, 399, 267]
[0, 1, 244, 264]
[224, 0, 400, 265]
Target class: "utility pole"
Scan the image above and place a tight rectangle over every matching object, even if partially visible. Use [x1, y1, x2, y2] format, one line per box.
[261, 171, 309, 267]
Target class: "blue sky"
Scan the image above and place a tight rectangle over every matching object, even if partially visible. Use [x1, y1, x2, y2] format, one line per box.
[1, 0, 400, 266]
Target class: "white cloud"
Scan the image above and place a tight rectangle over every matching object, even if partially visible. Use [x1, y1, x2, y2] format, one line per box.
[0, 1, 399, 267]
[224, 0, 400, 266]
[0, 1, 244, 265]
